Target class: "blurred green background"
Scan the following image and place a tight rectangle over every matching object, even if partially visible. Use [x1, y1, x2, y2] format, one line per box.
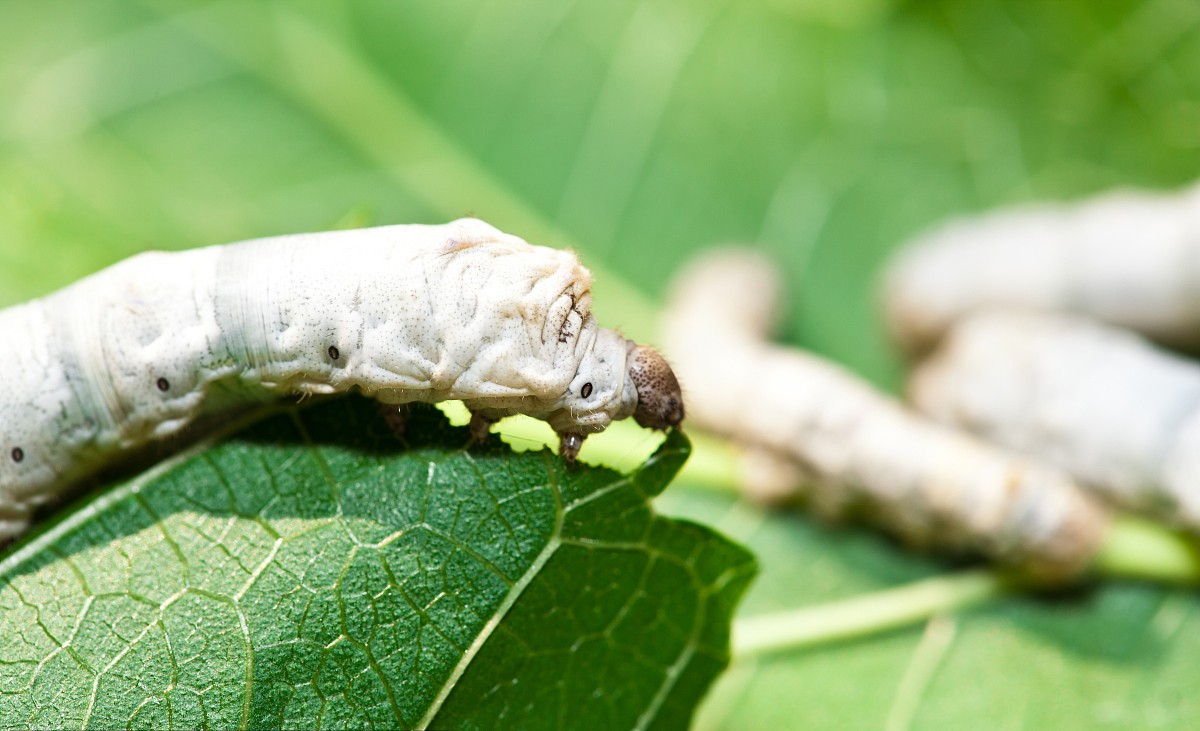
[4, 0, 1200, 728]
[7, 0, 1200, 387]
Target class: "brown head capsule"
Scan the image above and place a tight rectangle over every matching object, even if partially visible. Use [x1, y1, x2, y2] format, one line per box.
[627, 342, 685, 430]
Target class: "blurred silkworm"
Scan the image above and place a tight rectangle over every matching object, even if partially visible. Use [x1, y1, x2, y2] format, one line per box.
[662, 249, 1110, 580]
[911, 309, 1200, 531]
[882, 184, 1200, 353]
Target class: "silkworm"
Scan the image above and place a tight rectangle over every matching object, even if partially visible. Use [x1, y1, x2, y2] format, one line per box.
[0, 218, 683, 541]
[911, 309, 1200, 531]
[662, 249, 1109, 580]
[882, 183, 1200, 353]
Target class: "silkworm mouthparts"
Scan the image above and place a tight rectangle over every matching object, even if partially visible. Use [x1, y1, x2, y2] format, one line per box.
[555, 343, 686, 467]
[627, 343, 685, 430]
[559, 432, 586, 466]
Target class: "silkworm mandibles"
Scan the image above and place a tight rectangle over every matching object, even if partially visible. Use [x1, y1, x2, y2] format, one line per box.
[0, 218, 684, 541]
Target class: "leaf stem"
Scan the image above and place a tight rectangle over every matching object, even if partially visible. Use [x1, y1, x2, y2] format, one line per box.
[731, 570, 1008, 659]
[1096, 515, 1200, 584]
[725, 515, 1200, 658]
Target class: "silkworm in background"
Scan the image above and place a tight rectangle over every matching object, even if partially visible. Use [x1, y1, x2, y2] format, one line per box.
[882, 183, 1200, 353]
[911, 309, 1200, 532]
[661, 249, 1109, 580]
[0, 218, 684, 541]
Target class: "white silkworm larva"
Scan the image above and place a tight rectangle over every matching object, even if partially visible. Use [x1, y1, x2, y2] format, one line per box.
[882, 182, 1200, 353]
[911, 309, 1200, 531]
[662, 249, 1109, 580]
[0, 218, 684, 541]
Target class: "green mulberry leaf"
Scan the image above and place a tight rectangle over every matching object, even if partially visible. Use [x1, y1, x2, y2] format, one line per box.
[0, 398, 755, 730]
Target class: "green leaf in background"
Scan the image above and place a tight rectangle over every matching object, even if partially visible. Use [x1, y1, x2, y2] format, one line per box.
[661, 489, 1200, 729]
[4, 0, 1200, 728]
[0, 399, 755, 729]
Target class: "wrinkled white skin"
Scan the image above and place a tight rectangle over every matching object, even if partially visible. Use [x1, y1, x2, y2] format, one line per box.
[883, 183, 1200, 353]
[912, 309, 1200, 531]
[0, 218, 649, 540]
[662, 249, 1109, 579]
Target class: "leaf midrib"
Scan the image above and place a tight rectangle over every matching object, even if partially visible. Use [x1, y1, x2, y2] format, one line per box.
[417, 448, 565, 729]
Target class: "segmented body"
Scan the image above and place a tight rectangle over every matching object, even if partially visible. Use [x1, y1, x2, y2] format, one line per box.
[0, 218, 683, 539]
[912, 310, 1200, 530]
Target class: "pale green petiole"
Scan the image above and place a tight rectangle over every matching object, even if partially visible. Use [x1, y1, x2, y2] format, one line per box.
[1096, 515, 1200, 584]
[730, 569, 1008, 659]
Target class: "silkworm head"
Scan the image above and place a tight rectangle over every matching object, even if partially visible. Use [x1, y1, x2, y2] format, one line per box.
[627, 342, 684, 430]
